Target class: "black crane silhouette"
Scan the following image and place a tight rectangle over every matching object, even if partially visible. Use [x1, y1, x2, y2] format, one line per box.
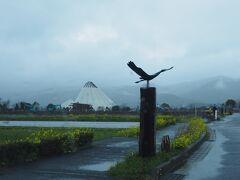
[127, 61, 173, 87]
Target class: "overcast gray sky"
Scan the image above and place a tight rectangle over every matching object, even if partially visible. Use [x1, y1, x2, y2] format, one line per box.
[0, 0, 240, 91]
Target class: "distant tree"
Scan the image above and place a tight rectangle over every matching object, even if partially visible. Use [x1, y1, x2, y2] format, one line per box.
[32, 101, 40, 112]
[65, 107, 70, 112]
[20, 102, 25, 111]
[105, 107, 111, 111]
[112, 105, 120, 112]
[121, 106, 131, 112]
[47, 104, 55, 112]
[18, 102, 32, 112]
[97, 106, 104, 112]
[135, 106, 140, 112]
[15, 103, 19, 111]
[225, 99, 236, 108]
[0, 100, 10, 112]
[160, 103, 171, 110]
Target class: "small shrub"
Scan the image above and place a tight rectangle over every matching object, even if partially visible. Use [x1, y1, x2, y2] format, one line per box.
[156, 116, 176, 129]
[0, 140, 38, 166]
[117, 116, 177, 137]
[172, 117, 206, 149]
[0, 129, 94, 166]
[73, 130, 94, 146]
[38, 136, 68, 156]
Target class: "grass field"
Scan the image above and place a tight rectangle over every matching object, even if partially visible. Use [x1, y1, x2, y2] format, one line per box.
[0, 115, 194, 143]
[0, 127, 124, 144]
[0, 115, 194, 167]
[0, 114, 194, 122]
[0, 114, 139, 122]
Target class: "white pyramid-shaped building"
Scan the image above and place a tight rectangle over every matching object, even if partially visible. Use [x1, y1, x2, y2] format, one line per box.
[74, 81, 115, 111]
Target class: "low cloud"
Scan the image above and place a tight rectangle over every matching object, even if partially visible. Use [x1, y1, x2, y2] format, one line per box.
[75, 25, 119, 44]
[0, 0, 240, 92]
[141, 45, 187, 60]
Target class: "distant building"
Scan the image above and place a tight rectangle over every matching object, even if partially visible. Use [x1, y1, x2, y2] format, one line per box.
[62, 81, 115, 111]
[72, 102, 93, 113]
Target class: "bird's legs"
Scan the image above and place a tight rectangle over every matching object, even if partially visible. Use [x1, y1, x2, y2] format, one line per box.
[147, 80, 149, 88]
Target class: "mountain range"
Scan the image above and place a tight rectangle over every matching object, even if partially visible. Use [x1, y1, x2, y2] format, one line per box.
[1, 76, 239, 107]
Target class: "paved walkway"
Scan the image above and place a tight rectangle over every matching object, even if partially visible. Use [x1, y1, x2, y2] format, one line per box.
[0, 124, 185, 180]
[165, 113, 240, 180]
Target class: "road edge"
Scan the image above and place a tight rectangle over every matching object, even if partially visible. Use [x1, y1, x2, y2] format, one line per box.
[151, 131, 207, 179]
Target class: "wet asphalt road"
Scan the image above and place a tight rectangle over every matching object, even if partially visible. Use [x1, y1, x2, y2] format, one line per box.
[167, 113, 240, 180]
[0, 123, 185, 180]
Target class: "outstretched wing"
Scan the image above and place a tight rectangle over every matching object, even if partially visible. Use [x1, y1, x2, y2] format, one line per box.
[152, 66, 174, 77]
[127, 61, 149, 78]
[158, 66, 174, 74]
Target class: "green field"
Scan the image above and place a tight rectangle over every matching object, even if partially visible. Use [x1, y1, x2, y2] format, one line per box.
[0, 115, 194, 167]
[0, 127, 124, 144]
[0, 114, 139, 122]
[0, 114, 193, 122]
[0, 115, 193, 144]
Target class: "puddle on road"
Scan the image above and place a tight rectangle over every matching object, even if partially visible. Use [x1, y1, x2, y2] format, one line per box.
[78, 161, 117, 171]
[156, 123, 188, 140]
[107, 141, 137, 148]
[182, 130, 228, 180]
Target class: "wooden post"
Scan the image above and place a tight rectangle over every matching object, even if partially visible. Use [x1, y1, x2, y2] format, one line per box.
[139, 87, 156, 157]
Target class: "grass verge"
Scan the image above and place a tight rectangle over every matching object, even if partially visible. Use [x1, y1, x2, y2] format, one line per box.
[108, 117, 207, 179]
[117, 115, 193, 137]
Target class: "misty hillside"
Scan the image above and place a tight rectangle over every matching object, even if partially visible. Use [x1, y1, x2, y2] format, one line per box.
[178, 77, 240, 104]
[104, 76, 240, 107]
[103, 86, 198, 107]
[1, 76, 240, 107]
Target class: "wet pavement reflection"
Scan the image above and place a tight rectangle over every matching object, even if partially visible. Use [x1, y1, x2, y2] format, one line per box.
[168, 113, 240, 180]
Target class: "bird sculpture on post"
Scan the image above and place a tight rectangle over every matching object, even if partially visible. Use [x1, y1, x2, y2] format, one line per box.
[127, 61, 174, 87]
